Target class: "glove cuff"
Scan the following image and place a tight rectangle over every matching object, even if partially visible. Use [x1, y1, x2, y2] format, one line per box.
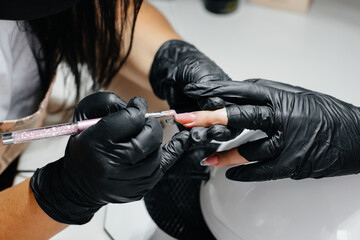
[30, 159, 102, 225]
[149, 39, 198, 100]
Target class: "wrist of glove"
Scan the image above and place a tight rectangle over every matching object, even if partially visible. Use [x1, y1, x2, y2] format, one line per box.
[150, 39, 231, 113]
[30, 92, 190, 224]
[30, 159, 103, 224]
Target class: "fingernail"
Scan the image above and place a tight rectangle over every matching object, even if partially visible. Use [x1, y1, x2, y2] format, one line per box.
[175, 113, 196, 125]
[204, 155, 219, 166]
[200, 159, 210, 166]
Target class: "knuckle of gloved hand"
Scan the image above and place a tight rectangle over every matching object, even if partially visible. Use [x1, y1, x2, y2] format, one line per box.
[176, 130, 190, 144]
[145, 118, 163, 145]
[165, 134, 188, 157]
[125, 107, 146, 127]
[210, 125, 232, 140]
[105, 92, 127, 109]
[128, 96, 147, 114]
[129, 119, 162, 162]
[162, 131, 190, 163]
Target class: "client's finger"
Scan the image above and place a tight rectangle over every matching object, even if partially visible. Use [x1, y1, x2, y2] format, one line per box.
[175, 108, 228, 128]
[201, 148, 249, 167]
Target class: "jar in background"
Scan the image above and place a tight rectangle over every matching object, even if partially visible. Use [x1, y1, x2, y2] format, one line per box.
[204, 0, 239, 14]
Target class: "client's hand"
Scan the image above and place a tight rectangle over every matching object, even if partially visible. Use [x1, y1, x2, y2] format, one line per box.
[30, 92, 189, 224]
[181, 79, 360, 181]
[175, 108, 248, 167]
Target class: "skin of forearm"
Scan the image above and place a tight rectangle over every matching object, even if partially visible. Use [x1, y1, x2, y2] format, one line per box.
[0, 179, 67, 240]
[118, 1, 181, 88]
[109, 1, 181, 111]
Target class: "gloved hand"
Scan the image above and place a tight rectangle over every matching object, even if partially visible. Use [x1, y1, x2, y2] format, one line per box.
[30, 92, 190, 224]
[144, 129, 220, 240]
[185, 79, 360, 181]
[150, 39, 231, 113]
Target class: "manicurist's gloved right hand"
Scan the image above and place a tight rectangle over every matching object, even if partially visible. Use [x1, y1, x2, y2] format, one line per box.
[30, 92, 189, 224]
[184, 79, 360, 181]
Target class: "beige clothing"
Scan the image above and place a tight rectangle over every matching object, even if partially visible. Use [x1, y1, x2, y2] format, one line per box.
[0, 79, 54, 174]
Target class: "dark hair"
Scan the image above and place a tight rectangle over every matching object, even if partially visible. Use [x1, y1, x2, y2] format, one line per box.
[27, 0, 143, 98]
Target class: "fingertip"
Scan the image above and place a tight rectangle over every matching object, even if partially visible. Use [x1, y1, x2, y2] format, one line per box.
[127, 96, 148, 115]
[208, 125, 232, 141]
[146, 117, 163, 144]
[204, 154, 220, 166]
[173, 130, 191, 142]
[127, 107, 146, 126]
[190, 127, 209, 143]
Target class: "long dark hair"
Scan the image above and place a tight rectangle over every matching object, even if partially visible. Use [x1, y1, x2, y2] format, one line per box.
[27, 0, 143, 98]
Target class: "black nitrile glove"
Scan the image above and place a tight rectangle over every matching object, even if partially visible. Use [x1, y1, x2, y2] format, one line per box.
[150, 39, 231, 113]
[30, 92, 190, 224]
[190, 125, 239, 143]
[144, 132, 219, 240]
[185, 79, 360, 181]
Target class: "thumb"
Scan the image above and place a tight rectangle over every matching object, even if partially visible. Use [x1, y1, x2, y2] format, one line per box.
[127, 96, 148, 115]
[226, 161, 277, 182]
[160, 131, 190, 173]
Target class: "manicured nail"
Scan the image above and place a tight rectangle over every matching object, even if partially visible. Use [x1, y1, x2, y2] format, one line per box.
[200, 159, 210, 166]
[175, 113, 196, 125]
[204, 155, 219, 166]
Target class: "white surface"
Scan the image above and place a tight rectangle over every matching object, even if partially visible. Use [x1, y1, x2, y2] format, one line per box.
[105, 201, 158, 240]
[153, 0, 360, 105]
[17, 136, 69, 171]
[201, 167, 360, 240]
[15, 0, 360, 239]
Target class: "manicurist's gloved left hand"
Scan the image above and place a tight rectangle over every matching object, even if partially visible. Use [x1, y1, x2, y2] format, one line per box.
[184, 79, 360, 181]
[150, 39, 231, 113]
[30, 92, 189, 224]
